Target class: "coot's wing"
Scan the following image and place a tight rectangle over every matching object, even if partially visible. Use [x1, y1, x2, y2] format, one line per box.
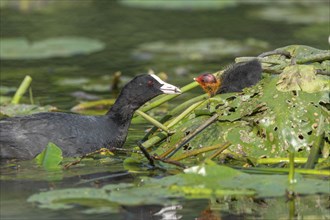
[0, 112, 112, 159]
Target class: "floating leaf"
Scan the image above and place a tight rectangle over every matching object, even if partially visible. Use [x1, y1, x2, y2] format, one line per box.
[0, 86, 17, 95]
[56, 77, 90, 86]
[27, 163, 330, 213]
[35, 142, 63, 170]
[133, 38, 268, 61]
[0, 96, 11, 105]
[0, 104, 57, 117]
[0, 37, 105, 60]
[70, 99, 115, 112]
[120, 0, 237, 10]
[251, 5, 329, 24]
[82, 84, 111, 92]
[276, 65, 329, 93]
[148, 76, 329, 160]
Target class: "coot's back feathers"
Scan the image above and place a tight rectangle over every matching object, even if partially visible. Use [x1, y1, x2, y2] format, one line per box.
[0, 113, 119, 159]
[0, 74, 181, 160]
[217, 59, 262, 94]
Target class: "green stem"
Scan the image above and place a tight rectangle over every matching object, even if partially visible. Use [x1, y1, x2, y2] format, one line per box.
[257, 157, 326, 164]
[171, 143, 226, 161]
[136, 110, 170, 133]
[207, 142, 231, 160]
[140, 81, 199, 113]
[288, 152, 296, 184]
[166, 100, 206, 128]
[140, 131, 168, 149]
[141, 99, 208, 150]
[237, 167, 330, 176]
[29, 87, 34, 105]
[140, 94, 207, 142]
[165, 113, 219, 159]
[11, 75, 32, 104]
[304, 115, 324, 169]
[288, 198, 296, 220]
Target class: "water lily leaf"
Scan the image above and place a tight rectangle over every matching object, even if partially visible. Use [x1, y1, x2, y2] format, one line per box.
[0, 86, 17, 95]
[225, 77, 329, 157]
[120, 0, 237, 10]
[276, 65, 329, 93]
[28, 187, 115, 210]
[0, 96, 11, 105]
[70, 99, 115, 112]
[1, 158, 125, 181]
[251, 5, 329, 24]
[35, 142, 63, 170]
[56, 77, 90, 86]
[294, 24, 330, 43]
[27, 163, 330, 213]
[179, 162, 330, 197]
[0, 37, 105, 60]
[0, 104, 57, 117]
[133, 38, 268, 61]
[150, 75, 329, 160]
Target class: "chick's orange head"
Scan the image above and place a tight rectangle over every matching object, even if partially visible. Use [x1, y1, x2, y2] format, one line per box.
[194, 73, 220, 97]
[194, 73, 217, 84]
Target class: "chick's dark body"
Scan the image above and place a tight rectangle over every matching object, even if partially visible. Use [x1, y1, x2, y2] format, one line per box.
[217, 60, 262, 94]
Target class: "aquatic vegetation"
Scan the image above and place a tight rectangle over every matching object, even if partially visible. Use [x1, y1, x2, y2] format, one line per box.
[27, 162, 329, 213]
[133, 38, 268, 61]
[1, 45, 329, 216]
[120, 0, 237, 10]
[0, 37, 105, 60]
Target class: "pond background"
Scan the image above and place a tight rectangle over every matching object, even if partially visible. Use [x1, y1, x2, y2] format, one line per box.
[0, 0, 329, 219]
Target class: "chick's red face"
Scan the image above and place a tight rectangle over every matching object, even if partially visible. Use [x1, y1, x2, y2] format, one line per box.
[194, 73, 217, 84]
[194, 73, 220, 97]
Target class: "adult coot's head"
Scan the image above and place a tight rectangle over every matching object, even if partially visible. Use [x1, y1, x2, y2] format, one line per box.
[108, 74, 181, 113]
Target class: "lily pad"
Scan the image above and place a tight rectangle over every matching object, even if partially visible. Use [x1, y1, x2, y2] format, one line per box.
[0, 86, 17, 95]
[133, 38, 268, 61]
[148, 76, 329, 160]
[0, 96, 12, 105]
[294, 24, 330, 43]
[251, 5, 329, 24]
[27, 162, 330, 213]
[70, 99, 115, 112]
[276, 65, 329, 93]
[0, 37, 105, 60]
[56, 77, 90, 86]
[0, 104, 57, 117]
[120, 0, 237, 10]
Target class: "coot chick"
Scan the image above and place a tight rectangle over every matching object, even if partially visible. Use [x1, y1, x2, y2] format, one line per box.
[194, 60, 262, 96]
[0, 74, 181, 160]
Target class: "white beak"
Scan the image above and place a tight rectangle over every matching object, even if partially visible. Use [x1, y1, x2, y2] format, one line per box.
[160, 82, 182, 94]
[150, 74, 181, 94]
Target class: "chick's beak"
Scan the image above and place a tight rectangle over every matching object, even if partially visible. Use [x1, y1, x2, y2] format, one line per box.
[193, 76, 201, 83]
[160, 82, 182, 94]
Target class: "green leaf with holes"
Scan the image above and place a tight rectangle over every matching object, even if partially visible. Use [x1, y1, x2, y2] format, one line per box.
[149, 76, 329, 160]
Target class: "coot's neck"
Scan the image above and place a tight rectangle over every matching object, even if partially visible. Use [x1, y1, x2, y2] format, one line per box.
[106, 93, 140, 125]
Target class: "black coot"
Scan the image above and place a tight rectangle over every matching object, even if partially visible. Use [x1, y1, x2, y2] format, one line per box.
[0, 74, 181, 160]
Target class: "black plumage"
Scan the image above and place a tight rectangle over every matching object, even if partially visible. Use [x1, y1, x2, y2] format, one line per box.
[217, 59, 262, 94]
[0, 74, 181, 160]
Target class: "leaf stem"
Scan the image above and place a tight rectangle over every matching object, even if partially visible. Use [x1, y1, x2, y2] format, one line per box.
[11, 75, 32, 104]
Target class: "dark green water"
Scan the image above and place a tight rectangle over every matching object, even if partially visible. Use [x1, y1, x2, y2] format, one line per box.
[1, 1, 329, 219]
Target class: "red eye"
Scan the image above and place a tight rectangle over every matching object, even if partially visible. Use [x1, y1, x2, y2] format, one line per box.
[147, 80, 154, 87]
